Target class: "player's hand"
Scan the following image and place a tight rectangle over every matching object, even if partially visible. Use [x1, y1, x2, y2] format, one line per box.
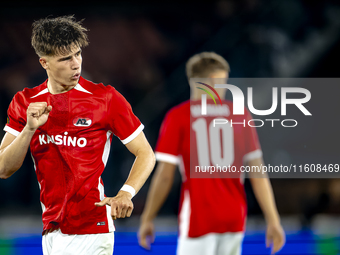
[266, 222, 285, 254]
[95, 191, 133, 220]
[138, 220, 155, 250]
[26, 102, 52, 131]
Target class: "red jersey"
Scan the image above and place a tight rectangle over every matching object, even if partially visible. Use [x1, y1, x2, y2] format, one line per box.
[4, 77, 144, 235]
[155, 100, 262, 238]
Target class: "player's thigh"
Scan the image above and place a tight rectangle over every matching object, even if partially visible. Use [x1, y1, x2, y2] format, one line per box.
[216, 232, 244, 255]
[44, 230, 114, 255]
[177, 233, 218, 255]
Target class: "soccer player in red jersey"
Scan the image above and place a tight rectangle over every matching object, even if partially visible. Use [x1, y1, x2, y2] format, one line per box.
[138, 52, 285, 254]
[0, 16, 155, 254]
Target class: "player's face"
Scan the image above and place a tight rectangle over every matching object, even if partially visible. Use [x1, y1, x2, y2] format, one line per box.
[41, 46, 82, 87]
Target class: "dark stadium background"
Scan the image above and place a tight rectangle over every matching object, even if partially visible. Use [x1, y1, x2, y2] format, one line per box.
[0, 1, 340, 254]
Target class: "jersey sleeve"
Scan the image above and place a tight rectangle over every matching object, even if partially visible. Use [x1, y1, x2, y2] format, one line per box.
[155, 108, 181, 165]
[106, 86, 144, 144]
[4, 92, 27, 136]
[242, 108, 262, 163]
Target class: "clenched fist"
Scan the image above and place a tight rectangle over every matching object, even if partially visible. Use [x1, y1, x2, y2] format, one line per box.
[27, 102, 52, 131]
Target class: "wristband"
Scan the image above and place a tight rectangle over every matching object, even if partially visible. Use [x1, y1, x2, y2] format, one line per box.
[120, 184, 136, 198]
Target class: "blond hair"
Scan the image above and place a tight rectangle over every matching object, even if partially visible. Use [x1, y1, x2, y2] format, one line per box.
[186, 52, 230, 78]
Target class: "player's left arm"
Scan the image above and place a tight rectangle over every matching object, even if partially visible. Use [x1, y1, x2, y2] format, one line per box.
[95, 131, 155, 220]
[123, 131, 156, 195]
[248, 157, 285, 254]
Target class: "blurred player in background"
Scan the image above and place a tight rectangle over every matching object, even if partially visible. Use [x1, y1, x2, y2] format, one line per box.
[138, 52, 285, 254]
[0, 15, 155, 255]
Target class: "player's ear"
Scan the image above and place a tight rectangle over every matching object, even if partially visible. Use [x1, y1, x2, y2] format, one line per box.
[39, 57, 48, 70]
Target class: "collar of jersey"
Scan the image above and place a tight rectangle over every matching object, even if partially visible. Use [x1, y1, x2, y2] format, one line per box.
[31, 77, 92, 98]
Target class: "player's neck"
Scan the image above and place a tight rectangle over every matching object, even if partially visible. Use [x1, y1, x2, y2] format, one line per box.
[47, 79, 77, 95]
[190, 90, 225, 101]
[190, 94, 202, 100]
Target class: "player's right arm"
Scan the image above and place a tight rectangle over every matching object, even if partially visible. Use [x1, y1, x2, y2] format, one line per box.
[0, 102, 52, 179]
[138, 161, 176, 250]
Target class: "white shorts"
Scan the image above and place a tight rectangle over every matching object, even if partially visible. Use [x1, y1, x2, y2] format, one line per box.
[42, 229, 114, 255]
[177, 232, 244, 255]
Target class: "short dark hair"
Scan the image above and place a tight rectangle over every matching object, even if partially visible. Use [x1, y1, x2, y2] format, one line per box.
[186, 52, 230, 78]
[31, 15, 89, 57]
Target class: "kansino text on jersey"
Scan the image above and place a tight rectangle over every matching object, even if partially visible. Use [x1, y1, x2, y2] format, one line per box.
[213, 118, 298, 128]
[39, 132, 87, 147]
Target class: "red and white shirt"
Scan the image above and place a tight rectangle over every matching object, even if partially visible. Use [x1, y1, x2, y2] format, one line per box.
[4, 76, 144, 235]
[155, 100, 262, 238]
